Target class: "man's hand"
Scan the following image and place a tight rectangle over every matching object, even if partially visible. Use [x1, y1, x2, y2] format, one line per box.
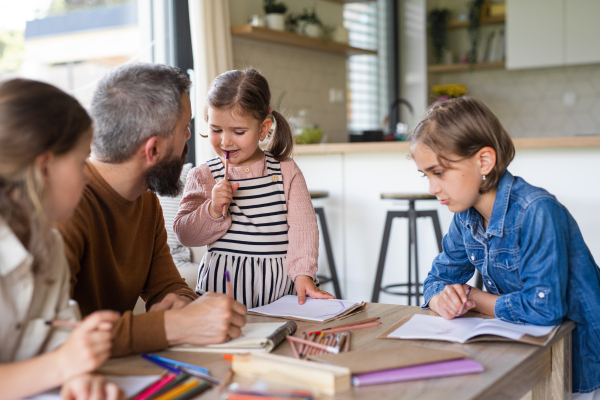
[295, 275, 334, 305]
[164, 292, 246, 346]
[149, 293, 193, 312]
[429, 284, 476, 320]
[61, 374, 125, 400]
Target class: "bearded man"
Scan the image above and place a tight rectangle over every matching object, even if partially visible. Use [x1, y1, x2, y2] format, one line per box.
[58, 63, 246, 357]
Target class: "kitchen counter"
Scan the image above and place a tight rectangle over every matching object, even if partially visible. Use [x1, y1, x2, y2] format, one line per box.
[293, 136, 600, 155]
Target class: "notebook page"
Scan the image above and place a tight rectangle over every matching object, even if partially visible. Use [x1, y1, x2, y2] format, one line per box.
[248, 295, 361, 322]
[387, 314, 483, 343]
[206, 322, 286, 348]
[470, 319, 556, 340]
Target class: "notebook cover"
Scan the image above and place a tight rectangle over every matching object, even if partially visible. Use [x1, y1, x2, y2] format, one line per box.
[378, 314, 559, 346]
[351, 359, 484, 386]
[312, 345, 467, 374]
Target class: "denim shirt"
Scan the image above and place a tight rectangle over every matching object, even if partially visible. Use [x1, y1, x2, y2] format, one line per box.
[422, 170, 600, 394]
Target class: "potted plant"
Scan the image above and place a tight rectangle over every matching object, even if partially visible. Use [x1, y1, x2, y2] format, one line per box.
[433, 84, 467, 102]
[296, 8, 323, 38]
[428, 8, 450, 64]
[264, 0, 287, 31]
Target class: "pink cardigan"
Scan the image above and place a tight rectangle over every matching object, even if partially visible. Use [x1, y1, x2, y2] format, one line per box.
[173, 155, 319, 281]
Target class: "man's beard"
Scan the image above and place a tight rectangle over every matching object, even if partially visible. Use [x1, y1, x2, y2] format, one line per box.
[145, 142, 189, 197]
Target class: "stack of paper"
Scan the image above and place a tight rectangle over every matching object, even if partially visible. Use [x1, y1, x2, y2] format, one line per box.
[247, 295, 366, 323]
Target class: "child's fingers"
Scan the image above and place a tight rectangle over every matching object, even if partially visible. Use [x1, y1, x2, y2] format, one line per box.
[297, 286, 307, 305]
[232, 182, 240, 192]
[78, 311, 120, 333]
[452, 283, 468, 303]
[444, 286, 464, 310]
[441, 290, 460, 315]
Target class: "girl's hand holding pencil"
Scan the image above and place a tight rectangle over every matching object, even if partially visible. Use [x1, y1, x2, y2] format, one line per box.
[209, 178, 239, 220]
[55, 310, 120, 381]
[430, 284, 476, 320]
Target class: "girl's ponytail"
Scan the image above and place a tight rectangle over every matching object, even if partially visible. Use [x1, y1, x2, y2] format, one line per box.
[269, 110, 294, 161]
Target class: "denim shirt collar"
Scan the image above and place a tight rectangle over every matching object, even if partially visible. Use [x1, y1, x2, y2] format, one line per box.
[463, 170, 514, 238]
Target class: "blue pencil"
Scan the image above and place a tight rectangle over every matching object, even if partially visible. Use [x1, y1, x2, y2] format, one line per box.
[145, 354, 209, 374]
[141, 353, 181, 374]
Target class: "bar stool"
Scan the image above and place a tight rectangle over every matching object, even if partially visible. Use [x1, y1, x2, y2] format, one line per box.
[372, 194, 483, 305]
[310, 191, 343, 299]
[371, 194, 443, 305]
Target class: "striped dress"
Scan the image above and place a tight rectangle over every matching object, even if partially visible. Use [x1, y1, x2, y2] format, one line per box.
[196, 152, 300, 307]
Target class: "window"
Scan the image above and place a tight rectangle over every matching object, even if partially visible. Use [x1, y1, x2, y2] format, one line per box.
[344, 0, 389, 132]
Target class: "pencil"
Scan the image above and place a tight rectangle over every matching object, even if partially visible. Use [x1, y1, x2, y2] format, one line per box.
[286, 335, 339, 354]
[298, 332, 306, 355]
[222, 150, 229, 220]
[337, 332, 347, 352]
[309, 322, 382, 335]
[45, 320, 79, 328]
[145, 354, 209, 374]
[225, 270, 234, 299]
[142, 353, 181, 374]
[301, 332, 317, 358]
[288, 339, 300, 359]
[218, 369, 234, 392]
[321, 317, 380, 331]
[344, 330, 351, 352]
[458, 285, 472, 317]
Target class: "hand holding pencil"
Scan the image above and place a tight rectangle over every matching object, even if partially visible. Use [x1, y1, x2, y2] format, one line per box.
[208, 151, 239, 220]
[55, 310, 120, 381]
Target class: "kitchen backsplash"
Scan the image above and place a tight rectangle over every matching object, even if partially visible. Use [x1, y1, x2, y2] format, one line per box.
[434, 64, 600, 138]
[232, 40, 348, 143]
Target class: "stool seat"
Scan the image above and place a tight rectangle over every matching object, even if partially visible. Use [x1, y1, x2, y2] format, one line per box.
[310, 191, 329, 199]
[381, 193, 437, 200]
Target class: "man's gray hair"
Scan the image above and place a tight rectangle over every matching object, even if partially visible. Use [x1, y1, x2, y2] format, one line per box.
[90, 63, 191, 163]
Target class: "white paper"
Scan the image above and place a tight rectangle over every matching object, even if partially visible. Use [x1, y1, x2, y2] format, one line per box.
[24, 375, 161, 400]
[388, 314, 555, 343]
[206, 322, 286, 348]
[248, 295, 361, 322]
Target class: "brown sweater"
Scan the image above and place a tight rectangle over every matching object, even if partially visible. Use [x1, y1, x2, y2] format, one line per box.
[58, 162, 198, 357]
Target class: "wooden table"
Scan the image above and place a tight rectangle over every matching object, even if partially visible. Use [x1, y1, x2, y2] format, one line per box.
[100, 303, 574, 400]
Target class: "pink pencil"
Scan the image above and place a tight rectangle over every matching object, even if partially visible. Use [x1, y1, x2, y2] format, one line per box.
[286, 335, 339, 354]
[222, 151, 229, 220]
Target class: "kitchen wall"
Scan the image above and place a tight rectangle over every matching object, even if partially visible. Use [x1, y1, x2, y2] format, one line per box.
[228, 0, 348, 143]
[434, 64, 600, 138]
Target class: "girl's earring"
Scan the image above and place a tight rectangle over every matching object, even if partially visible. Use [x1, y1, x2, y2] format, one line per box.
[482, 175, 487, 181]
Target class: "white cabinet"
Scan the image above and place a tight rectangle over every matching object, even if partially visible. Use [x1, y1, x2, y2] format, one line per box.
[506, 0, 564, 70]
[565, 0, 600, 65]
[507, 0, 600, 69]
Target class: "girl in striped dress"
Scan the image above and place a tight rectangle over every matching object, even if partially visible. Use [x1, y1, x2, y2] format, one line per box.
[174, 69, 334, 307]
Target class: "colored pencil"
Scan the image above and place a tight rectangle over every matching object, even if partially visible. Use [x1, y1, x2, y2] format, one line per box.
[321, 317, 380, 331]
[288, 339, 301, 359]
[218, 368, 234, 392]
[298, 332, 306, 355]
[309, 322, 382, 335]
[286, 335, 339, 354]
[178, 366, 221, 385]
[148, 373, 191, 399]
[153, 378, 201, 400]
[133, 373, 177, 400]
[222, 150, 229, 219]
[458, 285, 472, 317]
[142, 353, 181, 374]
[44, 320, 79, 328]
[145, 354, 209, 374]
[344, 330, 351, 352]
[225, 270, 234, 299]
[336, 332, 347, 352]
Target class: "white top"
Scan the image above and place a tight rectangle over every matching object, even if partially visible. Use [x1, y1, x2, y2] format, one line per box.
[0, 221, 80, 362]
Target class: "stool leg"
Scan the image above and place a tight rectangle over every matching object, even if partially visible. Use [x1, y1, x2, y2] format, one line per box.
[315, 207, 342, 299]
[409, 201, 421, 305]
[372, 212, 396, 303]
[429, 210, 444, 253]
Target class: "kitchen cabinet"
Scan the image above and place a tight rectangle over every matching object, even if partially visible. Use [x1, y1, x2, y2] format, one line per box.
[506, 0, 564, 69]
[507, 0, 600, 69]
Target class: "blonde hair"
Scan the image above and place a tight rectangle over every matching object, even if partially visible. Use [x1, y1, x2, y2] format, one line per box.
[410, 97, 515, 193]
[0, 79, 92, 271]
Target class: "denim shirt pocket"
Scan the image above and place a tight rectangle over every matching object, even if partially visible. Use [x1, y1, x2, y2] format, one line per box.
[490, 249, 523, 289]
[465, 245, 486, 267]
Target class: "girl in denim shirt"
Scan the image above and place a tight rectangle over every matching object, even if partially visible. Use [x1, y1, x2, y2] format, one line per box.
[412, 97, 600, 398]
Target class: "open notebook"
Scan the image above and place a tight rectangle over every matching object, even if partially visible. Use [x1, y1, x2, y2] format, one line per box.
[170, 321, 296, 353]
[247, 295, 367, 323]
[380, 314, 558, 346]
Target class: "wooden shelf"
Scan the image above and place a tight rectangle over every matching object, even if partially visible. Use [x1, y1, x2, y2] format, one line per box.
[447, 15, 505, 29]
[231, 25, 377, 57]
[427, 60, 505, 74]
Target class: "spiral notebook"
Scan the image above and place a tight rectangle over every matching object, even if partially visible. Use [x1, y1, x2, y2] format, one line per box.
[170, 321, 297, 353]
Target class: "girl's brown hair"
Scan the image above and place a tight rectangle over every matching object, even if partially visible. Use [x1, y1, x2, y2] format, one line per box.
[410, 97, 515, 193]
[0, 79, 92, 271]
[205, 69, 293, 161]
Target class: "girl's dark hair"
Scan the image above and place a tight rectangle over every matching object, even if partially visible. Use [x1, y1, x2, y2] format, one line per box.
[205, 69, 293, 161]
[410, 97, 515, 194]
[0, 79, 92, 271]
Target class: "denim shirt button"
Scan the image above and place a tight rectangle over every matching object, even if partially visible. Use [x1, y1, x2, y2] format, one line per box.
[471, 254, 475, 261]
[538, 292, 545, 298]
[487, 280, 492, 285]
